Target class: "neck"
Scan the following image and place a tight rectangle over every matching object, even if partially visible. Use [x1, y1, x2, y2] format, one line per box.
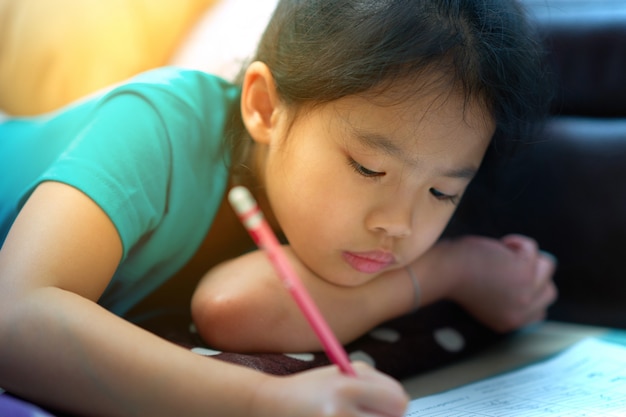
[232, 142, 282, 235]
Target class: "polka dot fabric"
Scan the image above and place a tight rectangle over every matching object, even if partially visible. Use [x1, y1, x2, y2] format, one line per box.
[131, 301, 505, 379]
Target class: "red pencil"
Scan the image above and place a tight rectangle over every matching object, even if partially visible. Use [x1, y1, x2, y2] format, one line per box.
[228, 186, 356, 376]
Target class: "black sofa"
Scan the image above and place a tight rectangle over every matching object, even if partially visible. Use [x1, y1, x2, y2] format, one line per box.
[446, 0, 626, 329]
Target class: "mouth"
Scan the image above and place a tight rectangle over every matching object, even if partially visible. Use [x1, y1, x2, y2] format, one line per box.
[342, 250, 396, 274]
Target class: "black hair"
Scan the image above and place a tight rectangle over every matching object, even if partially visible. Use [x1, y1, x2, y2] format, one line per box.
[229, 0, 552, 180]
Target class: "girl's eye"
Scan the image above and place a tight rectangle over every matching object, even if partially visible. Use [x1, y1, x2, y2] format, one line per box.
[348, 158, 385, 178]
[429, 187, 459, 205]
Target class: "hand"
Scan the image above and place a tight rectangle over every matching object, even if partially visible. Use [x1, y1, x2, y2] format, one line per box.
[445, 234, 558, 333]
[253, 362, 409, 417]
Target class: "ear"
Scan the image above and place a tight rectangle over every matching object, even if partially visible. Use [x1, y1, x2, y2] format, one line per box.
[241, 61, 281, 145]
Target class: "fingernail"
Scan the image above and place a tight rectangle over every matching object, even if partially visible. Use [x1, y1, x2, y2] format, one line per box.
[539, 250, 558, 266]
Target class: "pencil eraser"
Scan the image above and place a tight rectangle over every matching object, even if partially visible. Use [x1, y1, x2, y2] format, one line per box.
[228, 186, 256, 216]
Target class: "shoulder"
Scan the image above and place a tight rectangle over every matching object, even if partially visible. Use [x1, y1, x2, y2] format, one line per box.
[94, 67, 241, 142]
[107, 67, 240, 112]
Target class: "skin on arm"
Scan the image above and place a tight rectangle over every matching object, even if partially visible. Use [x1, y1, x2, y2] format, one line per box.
[407, 234, 557, 333]
[441, 234, 558, 332]
[192, 233, 557, 353]
[191, 246, 417, 353]
[0, 181, 408, 417]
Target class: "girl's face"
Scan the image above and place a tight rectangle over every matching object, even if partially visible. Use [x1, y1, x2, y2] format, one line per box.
[257, 82, 494, 287]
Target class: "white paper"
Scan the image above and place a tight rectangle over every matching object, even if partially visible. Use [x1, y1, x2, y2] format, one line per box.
[406, 338, 626, 416]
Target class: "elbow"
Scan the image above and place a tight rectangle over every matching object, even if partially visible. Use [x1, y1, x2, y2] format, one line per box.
[191, 286, 263, 352]
[191, 290, 236, 350]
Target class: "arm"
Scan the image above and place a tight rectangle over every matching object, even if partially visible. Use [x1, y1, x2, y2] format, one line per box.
[192, 247, 417, 353]
[439, 234, 558, 332]
[0, 182, 408, 417]
[192, 235, 557, 353]
[384, 235, 557, 333]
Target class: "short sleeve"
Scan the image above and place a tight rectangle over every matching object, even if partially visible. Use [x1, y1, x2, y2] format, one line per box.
[2, 68, 239, 315]
[38, 91, 173, 258]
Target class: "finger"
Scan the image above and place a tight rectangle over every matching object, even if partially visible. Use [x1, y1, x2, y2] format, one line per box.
[352, 363, 409, 416]
[538, 249, 558, 270]
[523, 308, 548, 327]
[500, 234, 539, 259]
[360, 409, 406, 417]
[524, 277, 558, 326]
[533, 255, 557, 291]
[536, 278, 558, 308]
[530, 279, 557, 314]
[357, 386, 409, 417]
[352, 362, 406, 395]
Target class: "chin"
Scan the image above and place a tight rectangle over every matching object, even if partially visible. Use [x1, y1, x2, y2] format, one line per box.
[319, 269, 376, 288]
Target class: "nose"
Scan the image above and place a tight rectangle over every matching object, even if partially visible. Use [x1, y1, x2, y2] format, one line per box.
[365, 198, 413, 238]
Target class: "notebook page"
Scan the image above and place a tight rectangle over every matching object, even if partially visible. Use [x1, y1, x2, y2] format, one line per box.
[405, 338, 626, 416]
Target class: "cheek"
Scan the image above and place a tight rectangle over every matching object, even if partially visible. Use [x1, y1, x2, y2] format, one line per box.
[265, 169, 335, 247]
[282, 185, 355, 241]
[411, 207, 456, 257]
[272, 177, 360, 262]
[270, 148, 352, 223]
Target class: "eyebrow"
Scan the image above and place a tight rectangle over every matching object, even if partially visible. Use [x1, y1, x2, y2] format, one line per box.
[441, 166, 479, 180]
[352, 130, 479, 180]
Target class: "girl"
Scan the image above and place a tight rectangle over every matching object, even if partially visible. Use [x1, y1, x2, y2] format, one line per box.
[0, 0, 556, 416]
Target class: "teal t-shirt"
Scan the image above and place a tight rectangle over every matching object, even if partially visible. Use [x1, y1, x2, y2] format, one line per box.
[0, 67, 241, 315]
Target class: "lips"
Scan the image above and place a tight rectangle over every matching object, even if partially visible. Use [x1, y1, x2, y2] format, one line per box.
[342, 250, 396, 274]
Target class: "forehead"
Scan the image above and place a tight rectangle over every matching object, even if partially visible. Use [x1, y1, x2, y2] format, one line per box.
[327, 83, 495, 161]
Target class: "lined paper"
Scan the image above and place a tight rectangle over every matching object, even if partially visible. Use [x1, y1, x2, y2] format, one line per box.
[406, 338, 626, 416]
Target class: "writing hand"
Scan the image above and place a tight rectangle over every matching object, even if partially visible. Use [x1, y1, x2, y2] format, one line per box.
[253, 362, 409, 417]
